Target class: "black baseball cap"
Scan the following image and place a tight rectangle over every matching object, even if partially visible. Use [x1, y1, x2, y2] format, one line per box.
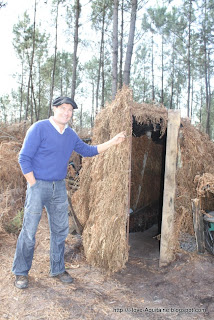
[52, 96, 78, 109]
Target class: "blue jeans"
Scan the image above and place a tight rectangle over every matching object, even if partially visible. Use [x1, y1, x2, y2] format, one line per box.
[12, 179, 69, 276]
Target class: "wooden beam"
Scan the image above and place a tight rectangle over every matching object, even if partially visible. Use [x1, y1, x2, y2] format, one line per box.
[192, 198, 205, 253]
[159, 110, 181, 267]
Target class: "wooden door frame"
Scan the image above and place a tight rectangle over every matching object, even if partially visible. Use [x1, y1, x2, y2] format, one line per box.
[159, 110, 181, 266]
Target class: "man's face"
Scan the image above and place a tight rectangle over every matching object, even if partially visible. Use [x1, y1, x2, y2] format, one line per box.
[53, 103, 73, 126]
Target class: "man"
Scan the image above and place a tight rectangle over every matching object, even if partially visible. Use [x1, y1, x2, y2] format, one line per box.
[12, 96, 126, 289]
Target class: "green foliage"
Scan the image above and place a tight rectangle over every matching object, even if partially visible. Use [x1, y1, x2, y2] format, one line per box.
[84, 57, 99, 84]
[13, 12, 48, 59]
[2, 0, 213, 136]
[41, 51, 74, 97]
[5, 209, 24, 235]
[74, 109, 92, 129]
[91, 0, 114, 30]
[65, 0, 81, 30]
[196, 91, 214, 139]
[0, 95, 10, 122]
[12, 11, 50, 121]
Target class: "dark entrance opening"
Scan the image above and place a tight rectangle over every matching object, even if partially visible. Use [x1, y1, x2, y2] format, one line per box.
[128, 117, 167, 259]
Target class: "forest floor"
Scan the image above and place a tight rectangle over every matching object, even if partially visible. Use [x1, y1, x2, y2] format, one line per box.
[0, 213, 214, 320]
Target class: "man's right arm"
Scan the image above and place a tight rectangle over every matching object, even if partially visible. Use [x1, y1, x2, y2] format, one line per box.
[24, 171, 36, 187]
[18, 122, 41, 179]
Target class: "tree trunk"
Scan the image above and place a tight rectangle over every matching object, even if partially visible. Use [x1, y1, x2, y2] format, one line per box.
[191, 77, 194, 119]
[30, 83, 33, 124]
[161, 35, 164, 104]
[101, 41, 105, 108]
[176, 84, 179, 109]
[118, 0, 124, 90]
[205, 48, 211, 137]
[170, 41, 175, 109]
[143, 65, 146, 101]
[187, 0, 192, 118]
[38, 60, 41, 120]
[71, 0, 81, 100]
[48, 0, 59, 117]
[60, 57, 63, 96]
[123, 0, 137, 85]
[25, 0, 37, 120]
[80, 104, 83, 128]
[200, 83, 203, 125]
[30, 72, 38, 121]
[208, 50, 211, 123]
[19, 58, 24, 122]
[151, 34, 155, 101]
[95, 2, 105, 114]
[91, 82, 95, 127]
[203, 0, 210, 137]
[112, 0, 118, 100]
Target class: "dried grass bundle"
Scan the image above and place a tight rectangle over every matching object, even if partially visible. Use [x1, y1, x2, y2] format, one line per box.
[0, 141, 24, 192]
[0, 134, 25, 237]
[0, 121, 29, 143]
[195, 173, 214, 198]
[132, 101, 167, 137]
[72, 87, 133, 272]
[175, 119, 214, 236]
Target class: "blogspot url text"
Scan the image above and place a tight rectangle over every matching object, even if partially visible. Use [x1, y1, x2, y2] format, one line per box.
[113, 307, 206, 314]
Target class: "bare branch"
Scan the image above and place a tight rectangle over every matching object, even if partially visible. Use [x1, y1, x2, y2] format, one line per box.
[0, 1, 7, 9]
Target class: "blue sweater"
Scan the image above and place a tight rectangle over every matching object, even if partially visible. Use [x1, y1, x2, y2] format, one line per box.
[18, 120, 98, 181]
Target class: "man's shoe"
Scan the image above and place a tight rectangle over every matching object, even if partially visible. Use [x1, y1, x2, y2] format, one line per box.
[53, 271, 73, 283]
[14, 275, 28, 289]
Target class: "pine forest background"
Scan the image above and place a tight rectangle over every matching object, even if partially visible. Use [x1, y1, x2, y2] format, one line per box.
[0, 0, 214, 139]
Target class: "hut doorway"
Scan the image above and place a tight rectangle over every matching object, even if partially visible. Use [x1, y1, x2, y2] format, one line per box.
[128, 117, 166, 260]
[128, 110, 181, 266]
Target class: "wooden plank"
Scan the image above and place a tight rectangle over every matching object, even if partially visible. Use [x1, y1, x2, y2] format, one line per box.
[159, 110, 181, 267]
[192, 198, 205, 253]
[126, 108, 134, 246]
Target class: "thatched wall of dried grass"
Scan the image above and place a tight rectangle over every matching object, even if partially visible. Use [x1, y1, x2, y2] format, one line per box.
[194, 173, 214, 213]
[175, 119, 214, 238]
[72, 88, 133, 273]
[0, 123, 26, 237]
[0, 142, 23, 192]
[0, 121, 28, 143]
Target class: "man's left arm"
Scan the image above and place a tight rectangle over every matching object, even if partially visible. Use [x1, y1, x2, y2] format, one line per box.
[73, 131, 126, 157]
[97, 131, 126, 154]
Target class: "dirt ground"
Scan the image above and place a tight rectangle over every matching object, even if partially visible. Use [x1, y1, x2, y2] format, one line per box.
[0, 214, 214, 320]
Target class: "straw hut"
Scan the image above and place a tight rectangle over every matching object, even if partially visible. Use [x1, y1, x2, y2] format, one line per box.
[71, 87, 214, 273]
